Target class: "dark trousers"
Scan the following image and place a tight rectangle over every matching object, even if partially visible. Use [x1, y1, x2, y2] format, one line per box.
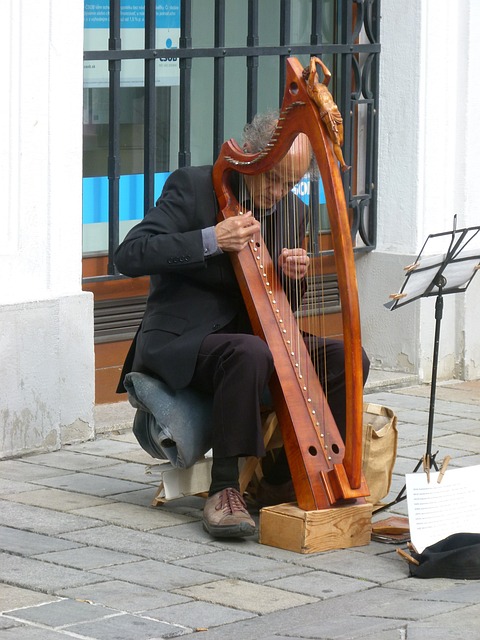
[190, 333, 274, 459]
[303, 334, 370, 442]
[190, 330, 370, 460]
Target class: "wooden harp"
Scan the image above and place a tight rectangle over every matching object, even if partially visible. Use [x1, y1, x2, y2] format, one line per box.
[212, 57, 369, 511]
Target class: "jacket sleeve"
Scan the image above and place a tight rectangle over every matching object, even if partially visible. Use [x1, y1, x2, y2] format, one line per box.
[114, 168, 211, 278]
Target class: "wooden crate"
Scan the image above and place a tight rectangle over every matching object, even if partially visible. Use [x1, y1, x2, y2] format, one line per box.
[259, 502, 372, 554]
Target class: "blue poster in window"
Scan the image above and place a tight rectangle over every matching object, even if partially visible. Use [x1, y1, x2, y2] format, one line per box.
[292, 175, 326, 206]
[83, 173, 171, 224]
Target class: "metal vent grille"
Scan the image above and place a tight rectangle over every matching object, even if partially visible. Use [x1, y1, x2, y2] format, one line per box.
[296, 273, 341, 317]
[94, 277, 340, 343]
[94, 296, 147, 343]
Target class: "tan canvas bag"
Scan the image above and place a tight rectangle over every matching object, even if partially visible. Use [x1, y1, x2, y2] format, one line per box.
[362, 402, 398, 505]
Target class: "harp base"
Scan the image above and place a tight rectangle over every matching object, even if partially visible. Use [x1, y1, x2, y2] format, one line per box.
[259, 501, 372, 554]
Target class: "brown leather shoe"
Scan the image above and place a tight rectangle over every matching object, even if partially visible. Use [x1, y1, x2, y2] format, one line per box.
[255, 478, 296, 508]
[203, 487, 256, 538]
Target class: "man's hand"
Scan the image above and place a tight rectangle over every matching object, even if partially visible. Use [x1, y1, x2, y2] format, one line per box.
[215, 211, 261, 253]
[278, 248, 310, 280]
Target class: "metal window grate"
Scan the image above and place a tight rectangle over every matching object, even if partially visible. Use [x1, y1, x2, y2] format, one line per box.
[83, 0, 381, 280]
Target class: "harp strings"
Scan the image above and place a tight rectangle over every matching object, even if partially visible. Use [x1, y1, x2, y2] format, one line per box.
[306, 168, 329, 409]
[240, 140, 330, 432]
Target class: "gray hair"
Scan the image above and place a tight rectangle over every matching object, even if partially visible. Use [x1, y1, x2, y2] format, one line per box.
[242, 110, 317, 176]
[242, 110, 280, 153]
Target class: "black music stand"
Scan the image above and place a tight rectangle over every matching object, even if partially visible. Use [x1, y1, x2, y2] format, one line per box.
[378, 216, 480, 511]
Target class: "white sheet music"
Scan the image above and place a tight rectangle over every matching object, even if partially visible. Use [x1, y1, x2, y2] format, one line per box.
[385, 224, 480, 310]
[393, 249, 480, 304]
[406, 465, 480, 553]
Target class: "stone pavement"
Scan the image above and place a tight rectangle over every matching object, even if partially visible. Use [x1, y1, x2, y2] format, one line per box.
[1, 378, 479, 639]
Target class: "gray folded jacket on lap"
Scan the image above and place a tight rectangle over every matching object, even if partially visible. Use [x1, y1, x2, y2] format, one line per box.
[123, 372, 213, 469]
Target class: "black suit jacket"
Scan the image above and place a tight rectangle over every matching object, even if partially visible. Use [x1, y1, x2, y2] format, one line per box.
[114, 164, 307, 392]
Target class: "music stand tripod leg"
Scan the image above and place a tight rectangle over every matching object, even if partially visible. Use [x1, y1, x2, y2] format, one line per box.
[424, 279, 446, 473]
[375, 282, 446, 513]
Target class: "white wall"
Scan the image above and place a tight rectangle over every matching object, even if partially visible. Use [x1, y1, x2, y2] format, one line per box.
[358, 0, 480, 382]
[0, 0, 94, 458]
[460, 0, 480, 380]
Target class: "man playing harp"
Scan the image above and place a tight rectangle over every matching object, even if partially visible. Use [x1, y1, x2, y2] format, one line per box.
[114, 111, 370, 539]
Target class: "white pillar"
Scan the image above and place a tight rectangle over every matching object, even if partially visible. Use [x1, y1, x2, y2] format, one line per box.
[358, 0, 480, 382]
[0, 0, 94, 458]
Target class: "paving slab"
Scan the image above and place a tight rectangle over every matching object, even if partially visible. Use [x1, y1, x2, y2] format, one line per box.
[92, 558, 221, 590]
[450, 452, 480, 466]
[173, 549, 312, 584]
[428, 400, 480, 418]
[0, 525, 82, 557]
[103, 449, 159, 465]
[30, 472, 152, 497]
[110, 487, 158, 507]
[404, 626, 469, 640]
[146, 600, 256, 629]
[394, 380, 480, 403]
[0, 460, 70, 482]
[0, 479, 39, 495]
[0, 618, 21, 631]
[58, 580, 191, 613]
[365, 390, 432, 411]
[438, 417, 480, 433]
[0, 627, 80, 639]
[65, 612, 185, 639]
[354, 631, 408, 640]
[69, 501, 195, 530]
[392, 408, 452, 425]
[153, 495, 207, 518]
[174, 579, 317, 614]
[32, 546, 144, 570]
[0, 585, 59, 612]
[396, 442, 472, 460]
[315, 584, 468, 620]
[405, 602, 480, 639]
[20, 450, 120, 471]
[83, 461, 158, 484]
[394, 422, 435, 443]
[0, 500, 103, 535]
[0, 553, 105, 593]
[204, 530, 304, 562]
[2, 598, 119, 628]
[384, 576, 475, 594]
[412, 580, 480, 602]
[64, 438, 144, 457]
[286, 615, 409, 640]
[292, 547, 407, 583]
[148, 514, 208, 536]
[265, 570, 377, 600]
[58, 524, 218, 562]
[390, 455, 424, 476]
[433, 432, 480, 451]
[1, 487, 114, 512]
